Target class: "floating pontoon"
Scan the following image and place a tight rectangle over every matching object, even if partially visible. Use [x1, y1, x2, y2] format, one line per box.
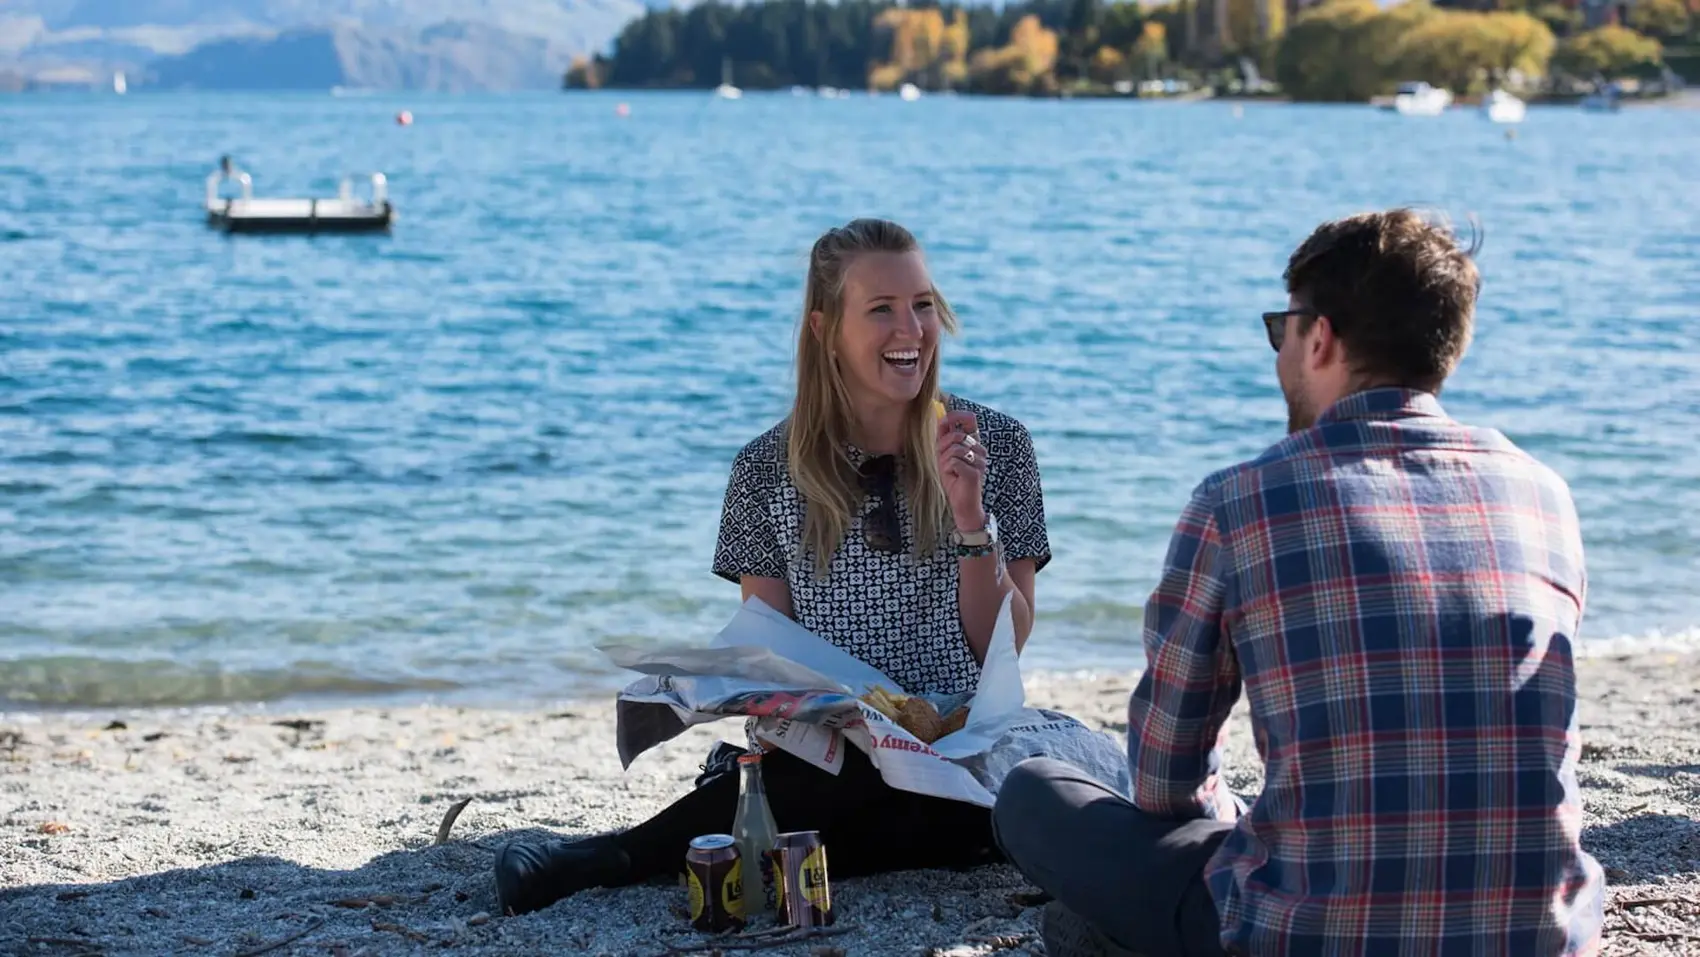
[205, 157, 394, 234]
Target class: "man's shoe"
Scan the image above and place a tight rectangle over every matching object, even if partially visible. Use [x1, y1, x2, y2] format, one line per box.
[493, 835, 631, 916]
[1040, 901, 1142, 957]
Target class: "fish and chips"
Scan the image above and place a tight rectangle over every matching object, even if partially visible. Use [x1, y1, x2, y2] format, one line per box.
[859, 685, 968, 744]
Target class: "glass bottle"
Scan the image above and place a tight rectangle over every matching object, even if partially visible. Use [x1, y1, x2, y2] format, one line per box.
[732, 752, 780, 914]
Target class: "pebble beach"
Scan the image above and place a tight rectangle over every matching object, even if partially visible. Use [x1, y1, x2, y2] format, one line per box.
[4, 651, 1698, 956]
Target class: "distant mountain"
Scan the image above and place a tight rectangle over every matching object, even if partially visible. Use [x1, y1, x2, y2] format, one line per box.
[0, 0, 655, 89]
[147, 21, 577, 91]
[9, 1, 653, 49]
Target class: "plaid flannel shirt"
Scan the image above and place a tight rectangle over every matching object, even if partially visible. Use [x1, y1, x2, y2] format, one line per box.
[1128, 388, 1604, 956]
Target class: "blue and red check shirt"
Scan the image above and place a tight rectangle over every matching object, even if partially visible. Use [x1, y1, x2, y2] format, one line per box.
[1128, 388, 1604, 956]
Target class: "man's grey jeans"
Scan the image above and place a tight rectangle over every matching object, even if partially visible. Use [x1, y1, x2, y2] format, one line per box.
[991, 757, 1234, 957]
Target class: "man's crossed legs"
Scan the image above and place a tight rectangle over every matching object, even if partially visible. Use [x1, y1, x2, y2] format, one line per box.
[991, 758, 1234, 957]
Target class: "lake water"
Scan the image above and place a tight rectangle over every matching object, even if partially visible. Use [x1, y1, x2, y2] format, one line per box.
[2, 92, 1697, 710]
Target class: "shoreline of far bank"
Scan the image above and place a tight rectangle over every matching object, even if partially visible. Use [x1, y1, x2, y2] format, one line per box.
[3, 654, 1698, 956]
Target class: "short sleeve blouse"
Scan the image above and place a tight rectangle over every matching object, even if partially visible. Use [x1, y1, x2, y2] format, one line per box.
[711, 396, 1051, 695]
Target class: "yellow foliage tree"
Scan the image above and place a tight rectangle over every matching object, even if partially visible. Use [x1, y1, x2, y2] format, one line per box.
[1133, 19, 1168, 74]
[1225, 0, 1286, 54]
[1554, 25, 1663, 78]
[1480, 10, 1560, 79]
[943, 9, 971, 88]
[1011, 14, 1061, 78]
[868, 61, 907, 91]
[1276, 0, 1560, 100]
[968, 15, 1061, 94]
[1362, 0, 1439, 82]
[1627, 0, 1691, 42]
[1274, 0, 1384, 101]
[1395, 10, 1555, 93]
[1090, 45, 1128, 82]
[565, 55, 601, 89]
[870, 7, 971, 91]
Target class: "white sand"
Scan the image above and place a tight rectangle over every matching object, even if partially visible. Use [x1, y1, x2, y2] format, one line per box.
[3, 655, 1697, 956]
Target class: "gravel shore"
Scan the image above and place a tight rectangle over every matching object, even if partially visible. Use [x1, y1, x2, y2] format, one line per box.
[4, 653, 1697, 956]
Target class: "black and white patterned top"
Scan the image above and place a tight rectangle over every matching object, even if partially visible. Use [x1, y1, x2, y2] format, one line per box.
[712, 395, 1051, 696]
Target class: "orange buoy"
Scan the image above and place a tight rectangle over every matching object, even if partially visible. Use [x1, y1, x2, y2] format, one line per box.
[396, 110, 413, 126]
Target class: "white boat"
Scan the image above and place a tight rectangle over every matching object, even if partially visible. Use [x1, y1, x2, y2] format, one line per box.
[112, 71, 127, 95]
[713, 57, 741, 100]
[1482, 89, 1525, 123]
[899, 82, 921, 101]
[205, 157, 393, 234]
[1390, 81, 1452, 116]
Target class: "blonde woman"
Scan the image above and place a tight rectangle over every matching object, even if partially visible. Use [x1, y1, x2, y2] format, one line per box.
[495, 218, 1051, 915]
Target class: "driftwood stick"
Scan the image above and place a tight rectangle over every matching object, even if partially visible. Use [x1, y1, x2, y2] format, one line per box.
[434, 797, 473, 845]
[1626, 931, 1700, 943]
[233, 918, 325, 957]
[658, 924, 798, 942]
[1618, 895, 1695, 909]
[660, 924, 855, 953]
[371, 920, 432, 943]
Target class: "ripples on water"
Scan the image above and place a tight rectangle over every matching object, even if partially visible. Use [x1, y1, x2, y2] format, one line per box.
[1, 93, 1697, 708]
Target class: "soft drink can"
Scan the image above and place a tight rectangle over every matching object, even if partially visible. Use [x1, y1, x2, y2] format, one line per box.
[684, 834, 745, 933]
[773, 830, 832, 927]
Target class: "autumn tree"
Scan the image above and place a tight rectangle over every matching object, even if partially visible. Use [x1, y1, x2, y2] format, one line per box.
[1553, 24, 1663, 77]
[1627, 0, 1692, 43]
[1274, 0, 1559, 100]
[968, 14, 1061, 93]
[869, 7, 974, 90]
[1274, 0, 1385, 101]
[1133, 20, 1169, 76]
[1395, 10, 1555, 92]
[565, 55, 602, 88]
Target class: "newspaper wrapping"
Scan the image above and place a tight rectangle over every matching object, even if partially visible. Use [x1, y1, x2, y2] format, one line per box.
[602, 595, 1130, 809]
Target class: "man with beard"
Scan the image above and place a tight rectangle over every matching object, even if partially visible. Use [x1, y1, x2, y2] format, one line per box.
[992, 209, 1603, 957]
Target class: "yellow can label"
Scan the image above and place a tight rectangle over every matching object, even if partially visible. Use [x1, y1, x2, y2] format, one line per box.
[686, 868, 706, 919]
[722, 859, 745, 918]
[800, 846, 830, 911]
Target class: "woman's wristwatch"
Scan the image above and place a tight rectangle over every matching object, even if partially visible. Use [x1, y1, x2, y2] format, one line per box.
[951, 513, 1000, 559]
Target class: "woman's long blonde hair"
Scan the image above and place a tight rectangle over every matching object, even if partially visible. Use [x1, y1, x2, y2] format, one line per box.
[787, 219, 959, 573]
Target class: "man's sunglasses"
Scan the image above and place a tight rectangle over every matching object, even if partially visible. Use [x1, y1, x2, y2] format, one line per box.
[1261, 309, 1318, 352]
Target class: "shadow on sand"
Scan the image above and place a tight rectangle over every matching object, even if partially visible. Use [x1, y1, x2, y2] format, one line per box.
[0, 828, 685, 957]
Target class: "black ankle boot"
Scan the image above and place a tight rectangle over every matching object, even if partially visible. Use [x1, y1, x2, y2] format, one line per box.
[493, 835, 632, 916]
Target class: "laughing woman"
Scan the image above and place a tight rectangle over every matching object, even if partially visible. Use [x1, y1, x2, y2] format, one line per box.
[494, 218, 1051, 915]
